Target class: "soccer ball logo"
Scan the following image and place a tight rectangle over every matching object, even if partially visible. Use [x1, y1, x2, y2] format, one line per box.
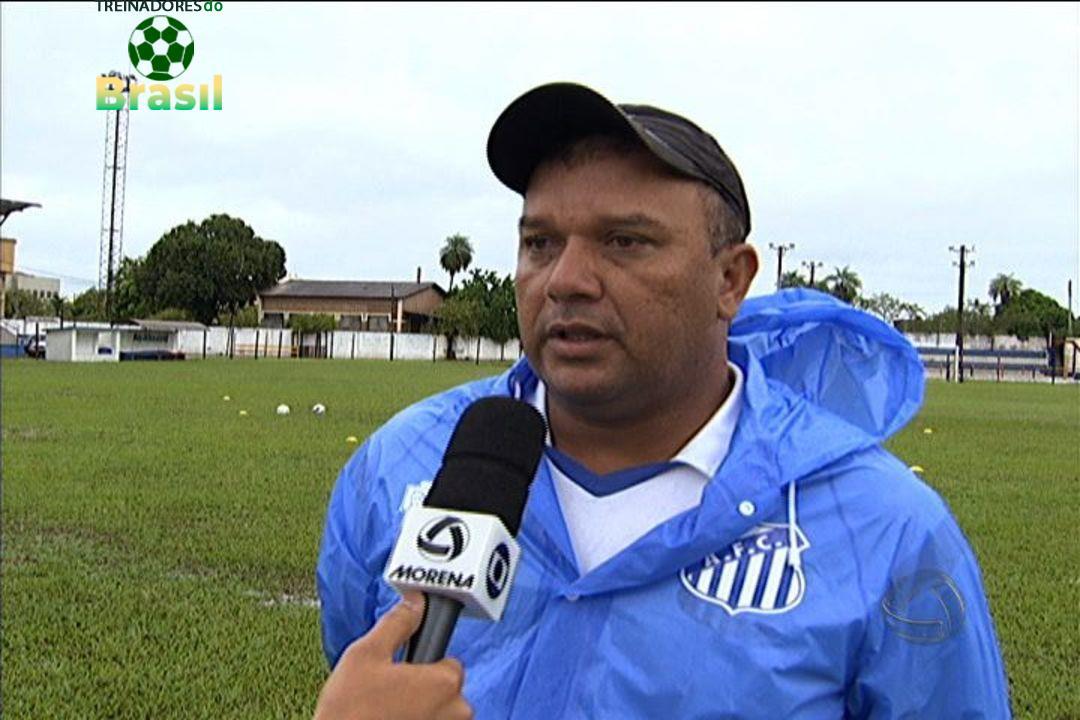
[128, 16, 195, 81]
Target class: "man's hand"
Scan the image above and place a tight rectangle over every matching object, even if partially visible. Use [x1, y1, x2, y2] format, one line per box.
[313, 593, 473, 720]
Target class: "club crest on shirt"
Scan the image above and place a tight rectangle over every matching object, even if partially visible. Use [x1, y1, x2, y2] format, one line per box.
[680, 523, 810, 616]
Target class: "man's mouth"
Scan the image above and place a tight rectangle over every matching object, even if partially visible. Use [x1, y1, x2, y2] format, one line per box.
[550, 324, 604, 341]
[545, 323, 612, 355]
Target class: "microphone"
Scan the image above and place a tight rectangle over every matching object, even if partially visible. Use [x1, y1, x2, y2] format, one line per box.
[382, 396, 546, 663]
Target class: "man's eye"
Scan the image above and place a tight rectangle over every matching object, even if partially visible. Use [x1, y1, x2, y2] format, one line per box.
[608, 234, 644, 249]
[522, 235, 549, 251]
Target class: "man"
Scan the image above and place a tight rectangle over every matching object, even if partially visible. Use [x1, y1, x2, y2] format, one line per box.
[314, 82, 1010, 719]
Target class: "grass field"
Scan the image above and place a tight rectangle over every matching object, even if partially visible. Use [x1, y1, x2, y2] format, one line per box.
[2, 358, 1077, 718]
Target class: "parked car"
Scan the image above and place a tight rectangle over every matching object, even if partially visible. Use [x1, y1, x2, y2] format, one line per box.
[23, 336, 46, 359]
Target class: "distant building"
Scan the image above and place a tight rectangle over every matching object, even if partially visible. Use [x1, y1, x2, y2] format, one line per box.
[257, 279, 446, 332]
[4, 271, 61, 301]
[45, 319, 205, 362]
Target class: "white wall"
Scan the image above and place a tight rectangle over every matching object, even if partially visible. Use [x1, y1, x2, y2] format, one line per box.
[74, 329, 120, 362]
[453, 336, 521, 362]
[168, 329, 522, 362]
[357, 332, 392, 359]
[395, 332, 437, 360]
[45, 328, 74, 361]
[254, 329, 291, 358]
[905, 333, 1047, 351]
[175, 328, 294, 358]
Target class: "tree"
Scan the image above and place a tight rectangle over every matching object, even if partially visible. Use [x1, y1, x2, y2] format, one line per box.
[439, 234, 474, 292]
[436, 294, 482, 339]
[3, 289, 50, 318]
[964, 299, 995, 338]
[289, 313, 337, 333]
[435, 268, 519, 359]
[231, 305, 260, 327]
[900, 291, 1075, 340]
[779, 270, 809, 289]
[988, 273, 1022, 313]
[49, 295, 72, 324]
[824, 266, 862, 304]
[859, 293, 906, 325]
[71, 288, 107, 321]
[113, 256, 150, 321]
[898, 301, 926, 323]
[488, 274, 519, 350]
[148, 307, 195, 321]
[995, 288, 1072, 340]
[136, 214, 286, 325]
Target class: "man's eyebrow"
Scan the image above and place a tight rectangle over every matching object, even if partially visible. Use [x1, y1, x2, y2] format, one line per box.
[600, 213, 666, 229]
[518, 215, 547, 231]
[518, 213, 667, 231]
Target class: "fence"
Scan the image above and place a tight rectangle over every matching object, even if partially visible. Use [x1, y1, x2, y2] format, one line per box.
[917, 346, 1054, 382]
[174, 328, 523, 363]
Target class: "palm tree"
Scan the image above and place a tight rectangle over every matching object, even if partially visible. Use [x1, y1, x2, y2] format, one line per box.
[779, 270, 809, 289]
[988, 273, 1021, 313]
[899, 301, 925, 322]
[439, 234, 474, 292]
[824, 266, 862, 304]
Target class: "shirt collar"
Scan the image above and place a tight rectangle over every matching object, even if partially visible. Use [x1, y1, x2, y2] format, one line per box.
[526, 362, 744, 480]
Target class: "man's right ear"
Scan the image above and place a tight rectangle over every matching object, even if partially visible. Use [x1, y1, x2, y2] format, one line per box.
[716, 243, 758, 321]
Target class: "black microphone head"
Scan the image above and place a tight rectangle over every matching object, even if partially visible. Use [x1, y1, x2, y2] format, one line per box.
[424, 397, 546, 535]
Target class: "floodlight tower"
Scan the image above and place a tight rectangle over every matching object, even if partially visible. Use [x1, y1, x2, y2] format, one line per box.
[98, 71, 135, 325]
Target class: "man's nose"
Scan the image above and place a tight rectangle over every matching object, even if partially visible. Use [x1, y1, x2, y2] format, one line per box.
[546, 237, 603, 302]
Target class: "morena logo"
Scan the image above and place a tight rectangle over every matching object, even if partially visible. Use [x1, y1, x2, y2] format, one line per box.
[485, 543, 511, 600]
[417, 516, 470, 563]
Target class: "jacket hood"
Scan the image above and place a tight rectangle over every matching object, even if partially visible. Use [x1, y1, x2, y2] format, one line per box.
[732, 288, 924, 442]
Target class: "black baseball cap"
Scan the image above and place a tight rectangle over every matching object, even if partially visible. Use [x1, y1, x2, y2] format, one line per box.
[486, 82, 751, 236]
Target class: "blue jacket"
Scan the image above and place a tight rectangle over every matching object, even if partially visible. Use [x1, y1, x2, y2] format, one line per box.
[317, 289, 1011, 719]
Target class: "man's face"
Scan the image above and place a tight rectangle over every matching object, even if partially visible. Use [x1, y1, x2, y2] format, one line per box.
[515, 146, 731, 418]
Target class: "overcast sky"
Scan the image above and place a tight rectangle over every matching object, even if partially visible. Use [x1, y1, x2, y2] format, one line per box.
[2, 2, 1077, 311]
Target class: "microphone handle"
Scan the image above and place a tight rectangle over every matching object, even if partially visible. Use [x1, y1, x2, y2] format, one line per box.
[405, 595, 464, 663]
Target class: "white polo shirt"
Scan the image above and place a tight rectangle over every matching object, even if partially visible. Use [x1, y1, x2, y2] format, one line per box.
[525, 363, 744, 575]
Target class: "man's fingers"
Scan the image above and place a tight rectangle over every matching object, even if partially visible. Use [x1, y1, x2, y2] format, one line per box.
[434, 696, 474, 720]
[435, 657, 465, 695]
[354, 592, 426, 659]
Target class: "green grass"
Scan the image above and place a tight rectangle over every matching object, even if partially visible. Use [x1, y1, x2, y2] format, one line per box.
[884, 380, 1080, 719]
[2, 361, 1077, 718]
[1, 359, 503, 718]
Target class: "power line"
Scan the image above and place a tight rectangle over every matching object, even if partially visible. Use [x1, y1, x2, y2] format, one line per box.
[17, 266, 98, 285]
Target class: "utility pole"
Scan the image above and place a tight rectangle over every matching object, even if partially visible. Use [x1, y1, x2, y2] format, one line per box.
[949, 245, 975, 383]
[769, 243, 795, 290]
[1068, 280, 1073, 336]
[801, 260, 824, 287]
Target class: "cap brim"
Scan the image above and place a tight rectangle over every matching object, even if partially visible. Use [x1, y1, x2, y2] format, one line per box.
[487, 83, 640, 195]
